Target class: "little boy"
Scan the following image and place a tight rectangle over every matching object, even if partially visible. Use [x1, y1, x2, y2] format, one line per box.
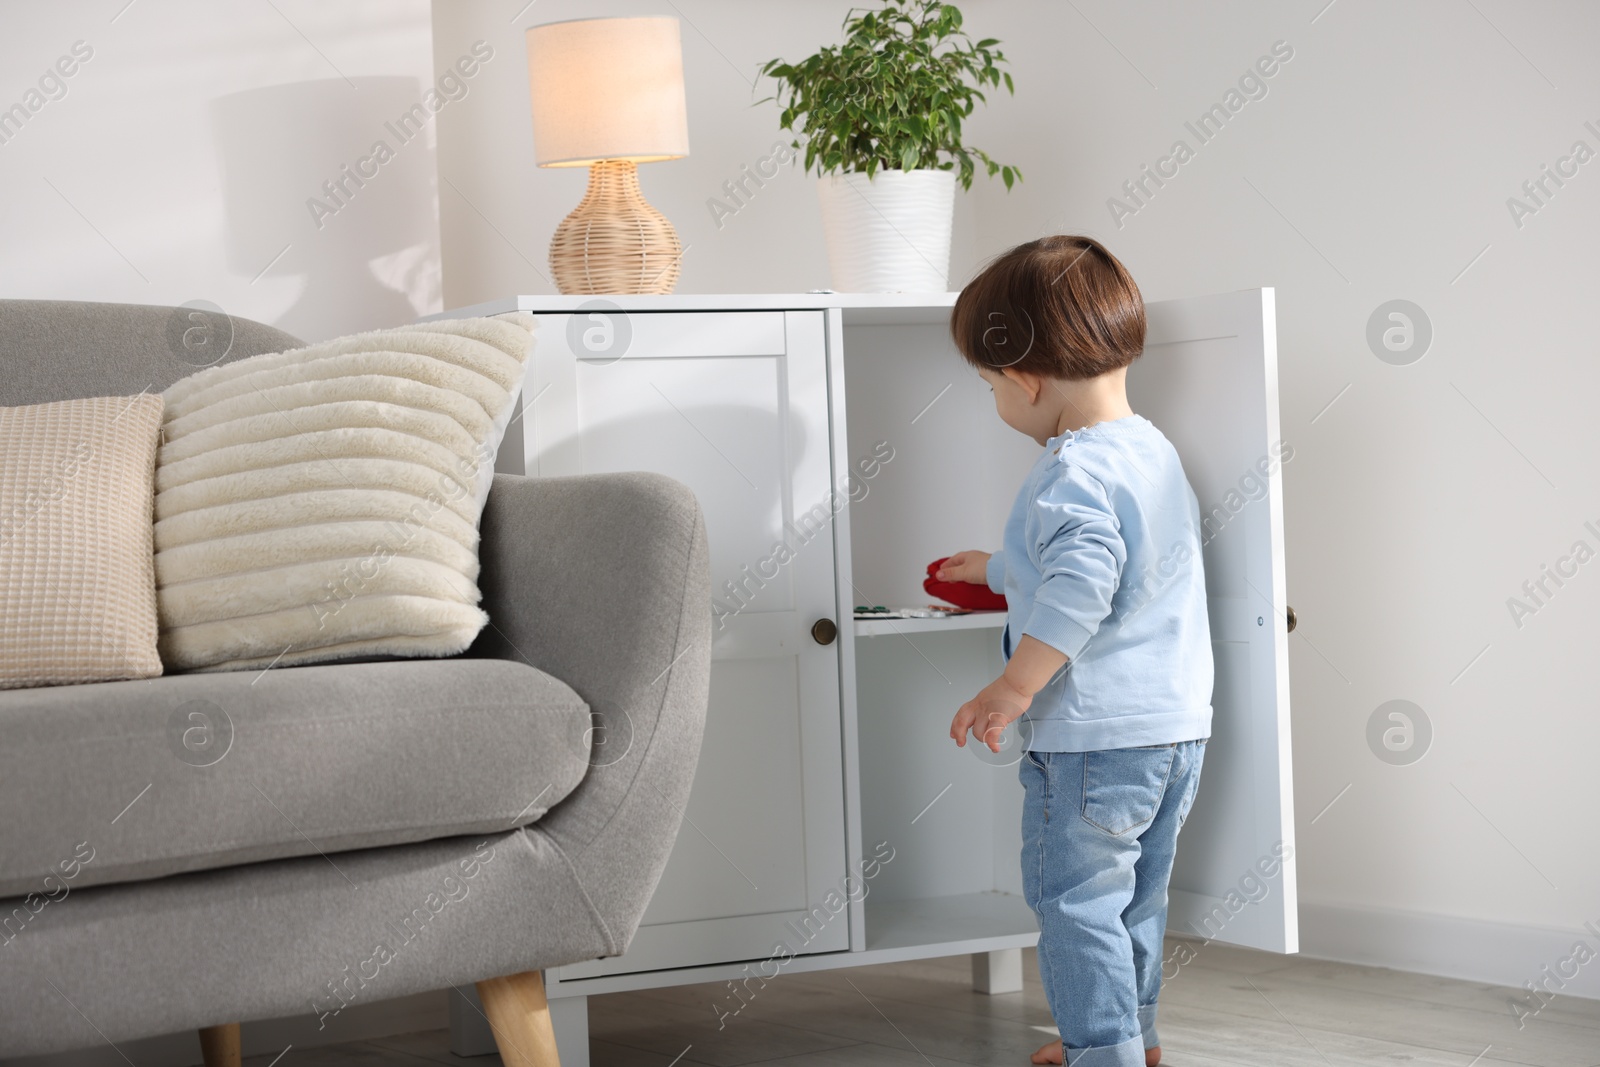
[941, 236, 1213, 1067]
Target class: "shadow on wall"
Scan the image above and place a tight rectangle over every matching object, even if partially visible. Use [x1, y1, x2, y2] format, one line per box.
[211, 77, 442, 341]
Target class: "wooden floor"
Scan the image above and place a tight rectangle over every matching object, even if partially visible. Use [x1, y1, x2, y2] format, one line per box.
[250, 939, 1600, 1067]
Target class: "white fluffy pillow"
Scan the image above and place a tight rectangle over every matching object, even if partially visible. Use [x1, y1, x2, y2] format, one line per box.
[154, 315, 534, 672]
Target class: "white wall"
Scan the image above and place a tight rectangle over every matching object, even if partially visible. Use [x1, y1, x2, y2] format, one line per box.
[0, 0, 439, 341]
[434, 0, 1600, 988]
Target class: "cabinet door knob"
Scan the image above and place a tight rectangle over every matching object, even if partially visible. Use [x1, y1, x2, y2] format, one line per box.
[811, 618, 838, 645]
[1286, 605, 1297, 633]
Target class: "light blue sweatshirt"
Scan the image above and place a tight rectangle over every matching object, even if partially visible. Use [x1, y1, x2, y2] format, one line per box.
[986, 415, 1214, 752]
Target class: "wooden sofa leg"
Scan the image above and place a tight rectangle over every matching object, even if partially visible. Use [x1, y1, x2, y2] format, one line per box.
[476, 971, 562, 1067]
[198, 1023, 241, 1067]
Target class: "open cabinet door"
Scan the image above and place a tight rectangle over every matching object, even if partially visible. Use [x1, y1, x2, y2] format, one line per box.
[1127, 288, 1297, 954]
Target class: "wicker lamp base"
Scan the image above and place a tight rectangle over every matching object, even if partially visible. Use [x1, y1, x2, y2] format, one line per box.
[549, 160, 682, 295]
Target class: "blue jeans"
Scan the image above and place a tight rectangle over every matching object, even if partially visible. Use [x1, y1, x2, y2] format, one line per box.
[1019, 740, 1206, 1067]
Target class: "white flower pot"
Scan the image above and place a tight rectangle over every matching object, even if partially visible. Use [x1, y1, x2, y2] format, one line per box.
[816, 169, 956, 292]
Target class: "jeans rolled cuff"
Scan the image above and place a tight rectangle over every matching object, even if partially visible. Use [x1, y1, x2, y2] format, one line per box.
[1137, 1002, 1159, 1049]
[1064, 1033, 1146, 1067]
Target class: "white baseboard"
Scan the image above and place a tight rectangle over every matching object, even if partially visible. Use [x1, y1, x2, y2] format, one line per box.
[1299, 900, 1600, 1002]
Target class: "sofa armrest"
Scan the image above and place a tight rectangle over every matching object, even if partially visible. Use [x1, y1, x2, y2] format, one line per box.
[472, 471, 710, 954]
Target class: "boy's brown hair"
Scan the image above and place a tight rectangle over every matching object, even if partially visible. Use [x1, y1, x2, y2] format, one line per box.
[951, 235, 1145, 380]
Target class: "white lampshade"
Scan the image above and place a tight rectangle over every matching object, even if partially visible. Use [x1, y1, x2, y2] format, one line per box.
[527, 16, 690, 168]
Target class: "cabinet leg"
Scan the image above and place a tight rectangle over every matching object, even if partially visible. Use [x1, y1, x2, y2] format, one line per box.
[449, 983, 499, 1057]
[197, 1022, 241, 1067]
[549, 994, 590, 1067]
[476, 971, 563, 1067]
[972, 948, 1023, 994]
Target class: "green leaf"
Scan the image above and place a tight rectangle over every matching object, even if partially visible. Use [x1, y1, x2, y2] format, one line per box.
[754, 0, 1018, 182]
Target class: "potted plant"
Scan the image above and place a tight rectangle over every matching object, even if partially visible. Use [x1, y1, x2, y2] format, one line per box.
[760, 0, 1020, 292]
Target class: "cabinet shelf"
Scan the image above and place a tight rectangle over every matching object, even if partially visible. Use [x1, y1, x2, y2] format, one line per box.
[863, 891, 1038, 958]
[851, 611, 1006, 638]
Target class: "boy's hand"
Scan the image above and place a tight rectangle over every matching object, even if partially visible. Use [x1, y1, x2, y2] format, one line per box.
[951, 675, 1031, 753]
[936, 550, 991, 584]
[950, 637, 1068, 753]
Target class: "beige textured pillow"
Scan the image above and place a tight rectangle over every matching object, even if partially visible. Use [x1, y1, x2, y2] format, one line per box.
[0, 394, 165, 689]
[154, 315, 534, 673]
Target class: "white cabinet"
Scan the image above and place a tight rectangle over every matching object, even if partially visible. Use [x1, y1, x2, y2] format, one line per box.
[439, 290, 1295, 1062]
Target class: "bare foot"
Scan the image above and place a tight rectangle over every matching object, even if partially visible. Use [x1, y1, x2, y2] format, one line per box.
[1030, 1039, 1063, 1065]
[1028, 1040, 1160, 1065]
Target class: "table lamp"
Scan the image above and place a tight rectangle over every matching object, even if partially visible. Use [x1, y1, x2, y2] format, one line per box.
[527, 16, 690, 295]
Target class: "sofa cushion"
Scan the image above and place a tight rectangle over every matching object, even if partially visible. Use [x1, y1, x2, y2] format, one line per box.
[0, 658, 591, 898]
[0, 393, 166, 689]
[154, 315, 536, 673]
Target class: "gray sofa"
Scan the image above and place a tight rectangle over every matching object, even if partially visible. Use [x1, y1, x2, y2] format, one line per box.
[0, 300, 710, 1062]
